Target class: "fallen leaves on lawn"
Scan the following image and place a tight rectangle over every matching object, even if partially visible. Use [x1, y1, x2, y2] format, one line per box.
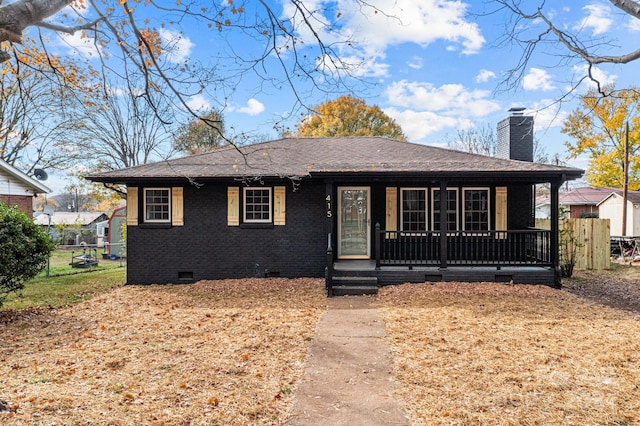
[0, 278, 326, 425]
[377, 281, 640, 425]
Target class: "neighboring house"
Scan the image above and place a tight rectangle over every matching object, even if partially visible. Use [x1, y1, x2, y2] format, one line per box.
[0, 159, 50, 218]
[34, 211, 109, 245]
[536, 186, 635, 219]
[597, 191, 640, 237]
[87, 112, 583, 292]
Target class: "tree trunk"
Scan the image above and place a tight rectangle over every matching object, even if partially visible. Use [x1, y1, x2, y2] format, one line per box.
[0, 0, 72, 45]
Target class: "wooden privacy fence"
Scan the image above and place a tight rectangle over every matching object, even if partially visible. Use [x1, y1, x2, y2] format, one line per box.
[535, 218, 610, 271]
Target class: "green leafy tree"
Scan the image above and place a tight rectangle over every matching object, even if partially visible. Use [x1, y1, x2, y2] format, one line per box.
[563, 85, 640, 189]
[0, 203, 56, 307]
[291, 95, 407, 140]
[174, 109, 226, 155]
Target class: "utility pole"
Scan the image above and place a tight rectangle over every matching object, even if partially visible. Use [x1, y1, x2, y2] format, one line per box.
[622, 121, 629, 236]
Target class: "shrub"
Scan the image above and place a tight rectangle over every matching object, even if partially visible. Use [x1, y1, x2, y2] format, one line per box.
[0, 203, 56, 307]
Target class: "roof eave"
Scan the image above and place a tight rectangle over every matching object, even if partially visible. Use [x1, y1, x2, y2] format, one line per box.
[0, 159, 51, 194]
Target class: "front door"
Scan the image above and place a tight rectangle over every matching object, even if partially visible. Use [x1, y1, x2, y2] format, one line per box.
[338, 187, 371, 258]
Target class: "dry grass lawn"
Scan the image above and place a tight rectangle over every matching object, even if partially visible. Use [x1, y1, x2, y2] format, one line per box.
[2, 272, 640, 425]
[378, 282, 640, 425]
[0, 278, 326, 425]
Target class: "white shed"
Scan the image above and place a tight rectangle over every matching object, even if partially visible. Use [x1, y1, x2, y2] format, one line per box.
[597, 192, 640, 237]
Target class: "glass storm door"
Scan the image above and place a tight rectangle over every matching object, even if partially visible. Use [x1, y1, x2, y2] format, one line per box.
[338, 187, 371, 258]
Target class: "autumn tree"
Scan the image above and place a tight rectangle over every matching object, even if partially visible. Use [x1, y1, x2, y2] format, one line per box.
[563, 85, 640, 189]
[174, 109, 226, 155]
[291, 95, 407, 140]
[0, 1, 385, 152]
[0, 39, 95, 174]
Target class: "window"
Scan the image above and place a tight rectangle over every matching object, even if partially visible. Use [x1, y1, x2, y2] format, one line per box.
[463, 188, 489, 231]
[401, 188, 426, 231]
[144, 188, 170, 223]
[244, 187, 272, 223]
[432, 189, 458, 231]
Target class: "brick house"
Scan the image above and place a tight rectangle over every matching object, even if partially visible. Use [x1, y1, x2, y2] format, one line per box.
[87, 113, 583, 293]
[0, 159, 50, 218]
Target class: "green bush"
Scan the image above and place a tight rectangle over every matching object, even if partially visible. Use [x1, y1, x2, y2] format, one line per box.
[0, 203, 56, 307]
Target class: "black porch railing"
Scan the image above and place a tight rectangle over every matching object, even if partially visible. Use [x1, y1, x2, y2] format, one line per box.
[375, 226, 552, 268]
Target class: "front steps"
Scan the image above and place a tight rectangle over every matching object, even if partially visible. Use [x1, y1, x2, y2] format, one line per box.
[330, 275, 379, 296]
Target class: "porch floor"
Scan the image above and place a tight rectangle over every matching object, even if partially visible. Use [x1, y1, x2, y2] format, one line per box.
[332, 260, 557, 286]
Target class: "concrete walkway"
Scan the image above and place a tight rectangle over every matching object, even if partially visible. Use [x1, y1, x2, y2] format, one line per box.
[285, 296, 409, 425]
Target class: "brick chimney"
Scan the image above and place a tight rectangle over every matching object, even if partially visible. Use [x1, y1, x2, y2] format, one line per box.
[497, 107, 533, 162]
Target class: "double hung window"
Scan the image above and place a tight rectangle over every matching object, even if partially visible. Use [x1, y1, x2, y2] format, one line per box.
[400, 189, 427, 231]
[432, 189, 458, 231]
[244, 188, 272, 223]
[463, 189, 490, 231]
[144, 188, 171, 223]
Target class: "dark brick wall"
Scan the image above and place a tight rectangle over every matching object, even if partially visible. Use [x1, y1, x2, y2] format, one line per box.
[126, 179, 537, 285]
[497, 115, 534, 162]
[508, 184, 534, 228]
[127, 181, 327, 285]
[0, 195, 33, 218]
[496, 114, 535, 228]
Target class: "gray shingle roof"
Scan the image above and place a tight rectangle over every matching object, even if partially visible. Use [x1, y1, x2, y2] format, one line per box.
[87, 137, 583, 182]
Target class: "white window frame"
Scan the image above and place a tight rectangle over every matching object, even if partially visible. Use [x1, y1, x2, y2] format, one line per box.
[400, 188, 428, 232]
[143, 187, 171, 223]
[462, 187, 490, 232]
[431, 188, 459, 232]
[243, 187, 273, 223]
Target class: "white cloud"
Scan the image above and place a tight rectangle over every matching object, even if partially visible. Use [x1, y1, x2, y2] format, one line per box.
[523, 68, 556, 91]
[60, 32, 101, 58]
[236, 98, 265, 116]
[355, 0, 485, 54]
[159, 28, 194, 63]
[475, 69, 496, 83]
[284, 0, 485, 77]
[384, 80, 501, 117]
[408, 56, 423, 70]
[528, 101, 569, 130]
[627, 16, 640, 32]
[316, 53, 390, 78]
[576, 4, 612, 35]
[186, 94, 211, 112]
[382, 80, 500, 141]
[54, 4, 97, 57]
[572, 64, 617, 89]
[384, 108, 465, 141]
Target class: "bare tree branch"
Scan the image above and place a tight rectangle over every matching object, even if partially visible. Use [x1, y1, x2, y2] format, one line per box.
[495, 0, 640, 96]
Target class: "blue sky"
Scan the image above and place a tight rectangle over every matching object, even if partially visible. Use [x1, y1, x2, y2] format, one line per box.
[44, 0, 640, 193]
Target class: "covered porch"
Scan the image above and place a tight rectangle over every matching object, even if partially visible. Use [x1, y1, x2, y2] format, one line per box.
[326, 227, 557, 295]
[322, 178, 567, 295]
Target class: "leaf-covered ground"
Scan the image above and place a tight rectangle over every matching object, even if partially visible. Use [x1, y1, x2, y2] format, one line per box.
[2, 269, 640, 425]
[377, 278, 640, 425]
[0, 278, 326, 425]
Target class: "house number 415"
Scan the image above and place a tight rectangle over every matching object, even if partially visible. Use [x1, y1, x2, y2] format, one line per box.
[325, 195, 332, 217]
